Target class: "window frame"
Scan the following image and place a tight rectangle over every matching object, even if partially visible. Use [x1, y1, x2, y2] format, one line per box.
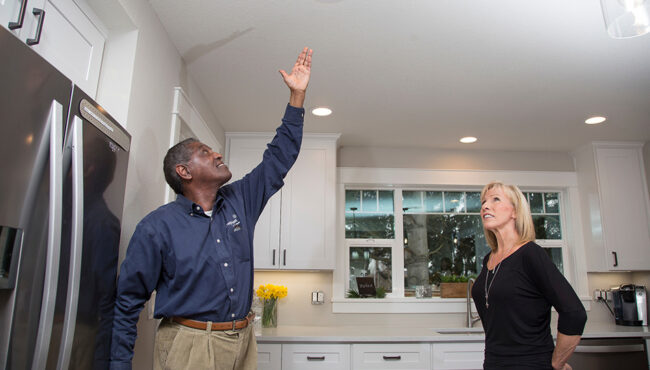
[333, 167, 590, 313]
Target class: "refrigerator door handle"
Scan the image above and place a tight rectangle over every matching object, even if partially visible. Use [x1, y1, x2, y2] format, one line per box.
[56, 116, 84, 370]
[32, 100, 64, 370]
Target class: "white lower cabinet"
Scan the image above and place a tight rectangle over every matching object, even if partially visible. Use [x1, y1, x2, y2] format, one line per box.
[351, 343, 431, 369]
[432, 342, 485, 369]
[257, 341, 485, 370]
[257, 343, 282, 370]
[281, 343, 350, 370]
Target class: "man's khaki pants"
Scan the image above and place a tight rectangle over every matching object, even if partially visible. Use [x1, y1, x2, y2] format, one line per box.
[154, 319, 257, 370]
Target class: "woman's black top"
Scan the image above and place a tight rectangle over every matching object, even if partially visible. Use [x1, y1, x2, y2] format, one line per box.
[471, 242, 587, 369]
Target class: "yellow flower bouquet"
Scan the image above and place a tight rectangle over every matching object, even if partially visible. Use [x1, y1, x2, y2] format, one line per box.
[255, 284, 288, 328]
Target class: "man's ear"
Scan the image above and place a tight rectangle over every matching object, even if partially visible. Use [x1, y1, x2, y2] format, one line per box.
[176, 164, 192, 180]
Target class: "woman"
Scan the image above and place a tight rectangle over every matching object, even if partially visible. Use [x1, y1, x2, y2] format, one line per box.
[471, 182, 586, 370]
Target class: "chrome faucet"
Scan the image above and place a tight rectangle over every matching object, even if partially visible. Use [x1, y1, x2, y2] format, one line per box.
[467, 278, 481, 328]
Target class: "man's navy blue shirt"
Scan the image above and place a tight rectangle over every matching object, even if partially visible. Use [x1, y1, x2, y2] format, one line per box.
[110, 104, 304, 369]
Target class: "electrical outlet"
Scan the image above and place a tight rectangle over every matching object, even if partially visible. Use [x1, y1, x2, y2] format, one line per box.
[311, 290, 324, 305]
[593, 289, 602, 300]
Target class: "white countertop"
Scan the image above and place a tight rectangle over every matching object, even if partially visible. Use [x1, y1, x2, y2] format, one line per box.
[256, 321, 650, 343]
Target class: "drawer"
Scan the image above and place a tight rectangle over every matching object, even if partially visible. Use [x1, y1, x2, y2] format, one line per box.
[351, 343, 431, 369]
[432, 342, 485, 369]
[257, 343, 281, 370]
[282, 343, 350, 370]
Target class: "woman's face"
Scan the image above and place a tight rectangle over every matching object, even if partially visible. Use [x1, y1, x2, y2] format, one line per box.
[481, 187, 516, 232]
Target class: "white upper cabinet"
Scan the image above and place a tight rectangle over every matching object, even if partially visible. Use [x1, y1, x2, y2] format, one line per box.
[226, 132, 339, 270]
[1, 0, 105, 97]
[574, 142, 650, 271]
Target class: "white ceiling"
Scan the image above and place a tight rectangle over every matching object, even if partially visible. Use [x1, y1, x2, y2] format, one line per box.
[149, 0, 650, 152]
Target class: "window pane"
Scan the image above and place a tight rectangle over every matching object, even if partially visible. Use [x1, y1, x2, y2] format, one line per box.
[444, 191, 465, 213]
[345, 190, 395, 239]
[362, 190, 377, 212]
[350, 247, 392, 293]
[543, 247, 564, 274]
[545, 193, 560, 213]
[424, 191, 443, 212]
[345, 190, 360, 211]
[402, 191, 423, 213]
[533, 215, 561, 239]
[345, 213, 395, 239]
[378, 191, 394, 212]
[528, 192, 544, 213]
[403, 214, 488, 290]
[466, 192, 481, 213]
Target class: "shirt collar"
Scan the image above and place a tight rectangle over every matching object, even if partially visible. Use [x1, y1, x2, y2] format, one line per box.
[175, 193, 225, 217]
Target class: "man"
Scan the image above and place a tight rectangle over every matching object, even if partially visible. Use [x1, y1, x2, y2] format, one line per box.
[110, 47, 312, 370]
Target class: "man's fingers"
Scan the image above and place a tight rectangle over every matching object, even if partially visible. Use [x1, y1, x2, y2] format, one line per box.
[296, 47, 307, 66]
[279, 70, 288, 79]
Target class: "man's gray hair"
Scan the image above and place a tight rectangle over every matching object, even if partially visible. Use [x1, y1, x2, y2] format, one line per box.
[163, 138, 198, 195]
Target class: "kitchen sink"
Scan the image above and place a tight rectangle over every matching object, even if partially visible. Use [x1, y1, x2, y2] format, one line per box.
[435, 328, 485, 335]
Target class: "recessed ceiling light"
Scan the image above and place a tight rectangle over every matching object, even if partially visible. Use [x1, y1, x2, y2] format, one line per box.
[311, 107, 332, 117]
[585, 116, 606, 124]
[460, 136, 477, 144]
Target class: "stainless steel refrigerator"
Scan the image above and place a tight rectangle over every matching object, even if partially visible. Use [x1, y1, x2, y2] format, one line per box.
[0, 26, 131, 370]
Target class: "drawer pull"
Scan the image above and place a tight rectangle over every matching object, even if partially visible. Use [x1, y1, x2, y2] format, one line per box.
[383, 355, 401, 361]
[307, 356, 325, 361]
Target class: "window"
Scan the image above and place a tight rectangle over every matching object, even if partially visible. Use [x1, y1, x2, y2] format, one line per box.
[344, 188, 566, 298]
[345, 190, 394, 239]
[402, 190, 488, 296]
[525, 191, 564, 273]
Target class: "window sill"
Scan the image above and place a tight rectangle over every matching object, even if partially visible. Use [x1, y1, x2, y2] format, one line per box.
[331, 297, 592, 314]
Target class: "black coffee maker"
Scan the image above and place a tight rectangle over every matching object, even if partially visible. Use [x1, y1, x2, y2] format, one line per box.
[611, 285, 648, 326]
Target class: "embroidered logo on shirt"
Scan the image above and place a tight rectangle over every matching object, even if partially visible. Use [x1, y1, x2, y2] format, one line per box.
[226, 216, 241, 232]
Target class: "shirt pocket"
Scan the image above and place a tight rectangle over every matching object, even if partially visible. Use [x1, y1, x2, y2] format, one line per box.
[227, 221, 251, 262]
[161, 246, 176, 279]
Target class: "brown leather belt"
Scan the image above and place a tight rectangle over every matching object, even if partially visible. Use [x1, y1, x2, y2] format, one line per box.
[171, 312, 255, 331]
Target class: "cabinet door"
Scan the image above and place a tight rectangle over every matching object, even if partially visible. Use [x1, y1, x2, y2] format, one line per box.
[226, 135, 281, 269]
[282, 344, 350, 370]
[257, 343, 282, 370]
[595, 146, 650, 270]
[28, 0, 105, 97]
[351, 343, 431, 369]
[280, 139, 336, 269]
[432, 342, 484, 370]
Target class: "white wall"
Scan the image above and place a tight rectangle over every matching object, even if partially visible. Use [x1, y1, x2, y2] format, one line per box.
[91, 0, 224, 368]
[339, 146, 575, 171]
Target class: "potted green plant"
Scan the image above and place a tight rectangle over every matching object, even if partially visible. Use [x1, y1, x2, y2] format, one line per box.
[439, 274, 476, 298]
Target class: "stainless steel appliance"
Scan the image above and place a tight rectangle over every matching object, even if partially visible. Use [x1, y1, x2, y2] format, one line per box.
[0, 25, 131, 370]
[612, 284, 649, 326]
[567, 338, 648, 370]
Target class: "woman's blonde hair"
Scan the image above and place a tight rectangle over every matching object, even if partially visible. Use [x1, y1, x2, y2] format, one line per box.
[480, 181, 536, 251]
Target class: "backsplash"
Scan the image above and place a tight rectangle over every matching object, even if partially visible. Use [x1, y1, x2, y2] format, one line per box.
[253, 270, 650, 328]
